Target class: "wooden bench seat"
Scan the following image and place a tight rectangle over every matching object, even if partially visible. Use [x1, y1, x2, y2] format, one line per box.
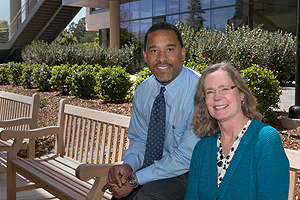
[1, 99, 130, 200]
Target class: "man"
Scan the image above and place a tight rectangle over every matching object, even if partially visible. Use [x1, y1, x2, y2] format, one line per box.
[102, 21, 200, 199]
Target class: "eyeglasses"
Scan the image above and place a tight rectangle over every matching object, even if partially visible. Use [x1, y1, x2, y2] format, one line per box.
[204, 85, 237, 99]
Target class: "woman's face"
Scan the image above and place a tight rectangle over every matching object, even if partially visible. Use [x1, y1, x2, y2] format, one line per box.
[204, 69, 244, 123]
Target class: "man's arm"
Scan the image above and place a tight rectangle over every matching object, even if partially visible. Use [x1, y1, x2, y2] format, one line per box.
[136, 123, 200, 185]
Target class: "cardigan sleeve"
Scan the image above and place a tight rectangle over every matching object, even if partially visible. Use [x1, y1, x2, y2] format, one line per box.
[184, 141, 201, 200]
[255, 126, 290, 199]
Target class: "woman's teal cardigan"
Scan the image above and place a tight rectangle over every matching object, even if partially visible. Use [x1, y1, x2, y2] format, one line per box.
[184, 119, 290, 200]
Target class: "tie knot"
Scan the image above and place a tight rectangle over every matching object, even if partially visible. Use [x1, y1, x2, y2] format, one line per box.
[160, 87, 166, 94]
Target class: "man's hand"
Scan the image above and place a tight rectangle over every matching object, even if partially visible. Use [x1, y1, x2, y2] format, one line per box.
[102, 164, 132, 190]
[104, 183, 134, 199]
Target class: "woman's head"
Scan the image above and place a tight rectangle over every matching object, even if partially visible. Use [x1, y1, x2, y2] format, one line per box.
[193, 62, 262, 137]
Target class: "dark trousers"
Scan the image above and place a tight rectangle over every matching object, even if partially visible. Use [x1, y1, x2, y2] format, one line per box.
[111, 172, 189, 200]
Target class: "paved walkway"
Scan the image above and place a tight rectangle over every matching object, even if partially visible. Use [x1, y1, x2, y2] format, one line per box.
[277, 87, 296, 112]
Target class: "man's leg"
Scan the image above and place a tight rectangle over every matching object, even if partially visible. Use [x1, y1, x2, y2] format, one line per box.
[111, 172, 189, 200]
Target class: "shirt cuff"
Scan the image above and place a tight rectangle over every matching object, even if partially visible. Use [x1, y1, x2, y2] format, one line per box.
[123, 157, 140, 173]
[135, 166, 154, 185]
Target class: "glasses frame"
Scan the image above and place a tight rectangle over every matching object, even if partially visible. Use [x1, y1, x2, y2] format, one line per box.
[204, 85, 237, 100]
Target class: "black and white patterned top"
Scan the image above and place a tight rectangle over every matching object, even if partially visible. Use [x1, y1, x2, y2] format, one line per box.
[217, 119, 252, 186]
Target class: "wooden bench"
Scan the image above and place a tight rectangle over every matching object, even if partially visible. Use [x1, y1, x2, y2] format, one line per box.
[1, 98, 299, 199]
[1, 99, 130, 200]
[285, 148, 300, 200]
[75, 146, 300, 200]
[0, 91, 40, 169]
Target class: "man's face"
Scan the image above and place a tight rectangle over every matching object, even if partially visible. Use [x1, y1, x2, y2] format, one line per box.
[143, 29, 186, 85]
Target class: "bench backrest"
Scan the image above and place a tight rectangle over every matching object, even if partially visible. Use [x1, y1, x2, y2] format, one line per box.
[0, 91, 40, 130]
[55, 99, 131, 164]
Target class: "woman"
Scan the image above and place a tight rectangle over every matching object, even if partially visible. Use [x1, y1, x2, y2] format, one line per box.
[185, 62, 289, 200]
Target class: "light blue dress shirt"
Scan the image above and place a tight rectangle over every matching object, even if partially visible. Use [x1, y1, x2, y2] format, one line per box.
[123, 66, 201, 185]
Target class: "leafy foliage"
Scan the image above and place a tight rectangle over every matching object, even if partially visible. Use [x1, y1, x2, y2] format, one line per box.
[32, 63, 52, 92]
[0, 64, 10, 85]
[21, 41, 137, 73]
[95, 66, 132, 101]
[55, 30, 78, 45]
[126, 67, 152, 101]
[21, 64, 34, 88]
[68, 17, 98, 44]
[184, 61, 208, 74]
[6, 62, 24, 86]
[0, 20, 9, 43]
[50, 64, 71, 94]
[177, 22, 296, 86]
[241, 64, 282, 122]
[67, 63, 101, 98]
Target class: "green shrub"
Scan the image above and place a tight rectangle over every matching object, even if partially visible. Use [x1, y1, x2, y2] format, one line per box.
[6, 62, 24, 86]
[95, 66, 132, 101]
[0, 64, 10, 85]
[241, 64, 282, 122]
[21, 41, 137, 73]
[184, 61, 209, 74]
[102, 44, 137, 74]
[32, 63, 52, 92]
[50, 64, 71, 94]
[21, 40, 49, 65]
[177, 22, 296, 86]
[126, 67, 152, 101]
[21, 64, 34, 88]
[67, 63, 101, 98]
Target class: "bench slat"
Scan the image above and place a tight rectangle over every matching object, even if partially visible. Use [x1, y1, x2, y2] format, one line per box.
[11, 158, 88, 200]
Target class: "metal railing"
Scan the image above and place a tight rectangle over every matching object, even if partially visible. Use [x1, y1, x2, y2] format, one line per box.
[9, 0, 39, 40]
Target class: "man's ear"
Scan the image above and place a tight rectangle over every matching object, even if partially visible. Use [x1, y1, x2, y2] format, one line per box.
[143, 49, 147, 63]
[181, 47, 186, 61]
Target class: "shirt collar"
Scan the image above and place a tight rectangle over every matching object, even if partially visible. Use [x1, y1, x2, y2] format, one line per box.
[155, 66, 186, 100]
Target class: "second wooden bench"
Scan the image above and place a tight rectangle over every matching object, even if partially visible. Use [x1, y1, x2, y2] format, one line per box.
[1, 99, 130, 200]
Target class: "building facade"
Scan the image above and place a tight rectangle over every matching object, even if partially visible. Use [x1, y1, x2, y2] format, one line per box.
[85, 0, 296, 57]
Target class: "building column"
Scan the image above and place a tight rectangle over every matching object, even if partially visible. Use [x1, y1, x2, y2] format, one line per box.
[9, 0, 21, 38]
[110, 0, 120, 48]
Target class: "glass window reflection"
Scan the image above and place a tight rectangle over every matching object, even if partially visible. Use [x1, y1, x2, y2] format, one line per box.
[120, 3, 130, 22]
[253, 1, 296, 34]
[130, 0, 152, 20]
[153, 0, 166, 16]
[180, 10, 210, 30]
[212, 0, 235, 8]
[212, 7, 236, 32]
[167, 0, 179, 14]
[140, 0, 152, 18]
[180, 0, 210, 12]
[167, 15, 180, 25]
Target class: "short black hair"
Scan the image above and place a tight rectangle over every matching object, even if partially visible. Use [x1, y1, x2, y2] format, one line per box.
[143, 21, 183, 51]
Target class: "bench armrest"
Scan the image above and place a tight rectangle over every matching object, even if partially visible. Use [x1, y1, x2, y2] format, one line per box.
[0, 126, 60, 140]
[75, 162, 123, 181]
[0, 117, 33, 127]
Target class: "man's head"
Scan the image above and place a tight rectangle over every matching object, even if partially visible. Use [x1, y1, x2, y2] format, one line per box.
[144, 22, 184, 51]
[143, 22, 186, 86]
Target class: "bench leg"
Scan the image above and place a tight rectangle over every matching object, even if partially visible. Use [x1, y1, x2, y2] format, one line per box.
[7, 160, 17, 200]
[86, 177, 107, 200]
[288, 169, 297, 200]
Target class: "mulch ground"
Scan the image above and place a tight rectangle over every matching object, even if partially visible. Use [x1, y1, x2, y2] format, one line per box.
[0, 85, 299, 199]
